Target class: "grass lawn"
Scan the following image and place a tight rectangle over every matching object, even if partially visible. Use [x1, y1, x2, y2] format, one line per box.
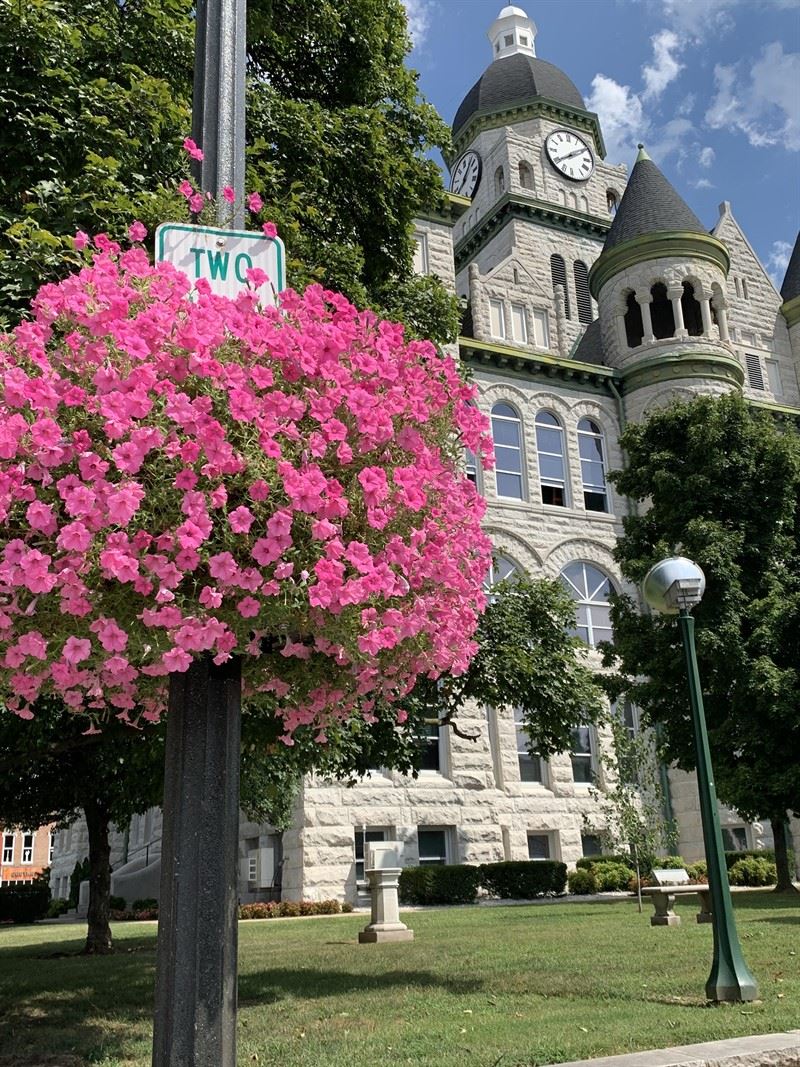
[0, 892, 797, 1066]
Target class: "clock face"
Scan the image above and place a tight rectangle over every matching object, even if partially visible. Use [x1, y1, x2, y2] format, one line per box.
[450, 151, 482, 198]
[546, 131, 594, 182]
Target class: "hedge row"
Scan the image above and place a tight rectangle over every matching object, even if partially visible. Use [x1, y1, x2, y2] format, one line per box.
[239, 899, 353, 919]
[398, 860, 567, 905]
[0, 884, 51, 924]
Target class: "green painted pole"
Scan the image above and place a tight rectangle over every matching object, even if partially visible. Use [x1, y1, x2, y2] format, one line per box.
[677, 609, 758, 1003]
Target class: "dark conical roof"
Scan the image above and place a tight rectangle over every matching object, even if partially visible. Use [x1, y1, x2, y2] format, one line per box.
[780, 232, 800, 302]
[604, 147, 707, 251]
[452, 52, 585, 137]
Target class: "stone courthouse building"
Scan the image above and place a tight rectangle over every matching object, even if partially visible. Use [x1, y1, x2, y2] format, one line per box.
[50, 5, 800, 906]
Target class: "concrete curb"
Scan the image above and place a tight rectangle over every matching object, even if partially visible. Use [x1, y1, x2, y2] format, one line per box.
[542, 1030, 800, 1067]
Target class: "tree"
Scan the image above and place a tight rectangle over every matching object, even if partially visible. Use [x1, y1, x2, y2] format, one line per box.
[0, 0, 193, 324]
[603, 393, 800, 892]
[584, 713, 678, 911]
[0, 701, 165, 953]
[0, 0, 459, 342]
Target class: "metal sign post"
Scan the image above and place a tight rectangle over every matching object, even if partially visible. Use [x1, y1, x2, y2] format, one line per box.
[152, 2, 248, 1064]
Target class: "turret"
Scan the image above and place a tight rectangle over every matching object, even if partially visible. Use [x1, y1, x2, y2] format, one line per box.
[779, 231, 800, 371]
[589, 146, 741, 421]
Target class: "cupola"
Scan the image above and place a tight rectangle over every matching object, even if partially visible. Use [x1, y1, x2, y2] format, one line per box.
[488, 5, 537, 60]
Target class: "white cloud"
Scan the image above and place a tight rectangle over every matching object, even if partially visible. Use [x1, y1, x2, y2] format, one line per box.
[677, 93, 696, 116]
[660, 0, 738, 41]
[691, 177, 714, 189]
[698, 146, 715, 167]
[706, 43, 800, 149]
[765, 239, 793, 285]
[648, 118, 695, 164]
[642, 30, 684, 100]
[586, 74, 646, 165]
[401, 0, 433, 48]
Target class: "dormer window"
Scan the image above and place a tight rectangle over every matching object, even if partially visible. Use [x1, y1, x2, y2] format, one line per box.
[504, 34, 514, 46]
[519, 35, 528, 46]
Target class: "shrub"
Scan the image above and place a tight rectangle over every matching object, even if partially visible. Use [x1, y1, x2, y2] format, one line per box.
[239, 899, 343, 920]
[592, 861, 633, 892]
[480, 861, 567, 899]
[650, 856, 686, 871]
[398, 864, 481, 905]
[686, 861, 707, 882]
[729, 857, 777, 887]
[131, 898, 158, 913]
[575, 854, 634, 871]
[724, 848, 793, 871]
[0, 884, 51, 923]
[109, 895, 127, 911]
[341, 901, 354, 913]
[46, 898, 71, 918]
[567, 868, 597, 895]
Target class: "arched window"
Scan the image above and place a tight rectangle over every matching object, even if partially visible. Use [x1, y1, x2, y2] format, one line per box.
[681, 282, 703, 336]
[518, 161, 534, 190]
[624, 291, 644, 347]
[607, 189, 619, 215]
[483, 554, 518, 592]
[742, 278, 749, 300]
[577, 418, 608, 512]
[535, 410, 567, 507]
[491, 402, 524, 500]
[650, 282, 675, 339]
[550, 254, 570, 319]
[734, 276, 741, 298]
[495, 166, 505, 196]
[573, 261, 592, 324]
[560, 562, 614, 647]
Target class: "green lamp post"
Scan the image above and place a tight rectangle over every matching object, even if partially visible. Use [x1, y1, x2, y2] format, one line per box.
[642, 556, 758, 1004]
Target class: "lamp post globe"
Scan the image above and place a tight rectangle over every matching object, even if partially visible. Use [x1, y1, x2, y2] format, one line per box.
[642, 555, 758, 1004]
[642, 556, 706, 614]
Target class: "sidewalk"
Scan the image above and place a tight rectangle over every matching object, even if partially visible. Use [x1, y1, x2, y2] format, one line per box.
[543, 1030, 800, 1067]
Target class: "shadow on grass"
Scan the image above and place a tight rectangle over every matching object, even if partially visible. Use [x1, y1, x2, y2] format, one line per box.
[0, 936, 156, 1063]
[238, 967, 484, 1006]
[753, 915, 800, 925]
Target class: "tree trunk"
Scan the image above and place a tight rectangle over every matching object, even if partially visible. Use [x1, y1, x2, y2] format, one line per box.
[82, 797, 114, 954]
[770, 815, 798, 894]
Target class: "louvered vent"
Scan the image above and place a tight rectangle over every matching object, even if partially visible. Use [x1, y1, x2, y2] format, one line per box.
[745, 353, 765, 390]
[573, 260, 592, 324]
[550, 254, 570, 319]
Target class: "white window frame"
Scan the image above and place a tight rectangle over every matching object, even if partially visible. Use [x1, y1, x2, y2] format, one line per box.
[412, 231, 429, 276]
[527, 832, 556, 861]
[491, 402, 526, 501]
[535, 410, 568, 507]
[419, 719, 447, 776]
[417, 826, 452, 867]
[48, 832, 54, 864]
[510, 302, 528, 343]
[577, 417, 609, 513]
[514, 707, 544, 784]
[489, 298, 506, 339]
[2, 833, 13, 865]
[560, 562, 615, 648]
[21, 831, 34, 864]
[581, 833, 603, 858]
[570, 725, 597, 786]
[531, 308, 550, 349]
[247, 854, 258, 883]
[765, 359, 783, 397]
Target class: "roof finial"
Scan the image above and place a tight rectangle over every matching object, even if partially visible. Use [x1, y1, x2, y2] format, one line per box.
[636, 143, 651, 162]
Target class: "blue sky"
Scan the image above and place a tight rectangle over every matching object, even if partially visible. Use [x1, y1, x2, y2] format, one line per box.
[402, 0, 800, 287]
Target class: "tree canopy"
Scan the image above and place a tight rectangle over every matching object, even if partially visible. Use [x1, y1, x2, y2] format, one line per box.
[603, 393, 800, 889]
[0, 0, 458, 339]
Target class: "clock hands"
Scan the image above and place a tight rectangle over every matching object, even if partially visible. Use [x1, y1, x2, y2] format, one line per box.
[554, 147, 587, 164]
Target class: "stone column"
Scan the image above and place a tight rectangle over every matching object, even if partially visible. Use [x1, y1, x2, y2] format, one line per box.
[637, 294, 655, 343]
[668, 287, 687, 338]
[615, 311, 628, 353]
[468, 263, 482, 337]
[358, 843, 414, 944]
[700, 296, 713, 336]
[715, 304, 730, 342]
[554, 284, 568, 357]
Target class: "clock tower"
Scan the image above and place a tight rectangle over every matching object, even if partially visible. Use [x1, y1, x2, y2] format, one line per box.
[447, 5, 627, 358]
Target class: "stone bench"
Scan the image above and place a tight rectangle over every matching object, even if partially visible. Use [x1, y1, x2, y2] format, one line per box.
[640, 884, 711, 926]
[640, 884, 748, 926]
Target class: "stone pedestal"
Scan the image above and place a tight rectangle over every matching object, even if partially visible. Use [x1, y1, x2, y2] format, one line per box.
[358, 843, 413, 944]
[650, 891, 681, 926]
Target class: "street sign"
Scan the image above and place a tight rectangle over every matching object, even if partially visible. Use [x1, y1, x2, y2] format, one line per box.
[155, 223, 285, 304]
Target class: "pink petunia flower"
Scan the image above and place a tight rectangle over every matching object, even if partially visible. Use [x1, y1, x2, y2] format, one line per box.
[182, 137, 205, 161]
[128, 221, 147, 243]
[262, 221, 278, 239]
[222, 186, 236, 204]
[247, 192, 263, 213]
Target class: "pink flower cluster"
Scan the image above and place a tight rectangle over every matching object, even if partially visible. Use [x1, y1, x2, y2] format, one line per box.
[0, 244, 493, 737]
